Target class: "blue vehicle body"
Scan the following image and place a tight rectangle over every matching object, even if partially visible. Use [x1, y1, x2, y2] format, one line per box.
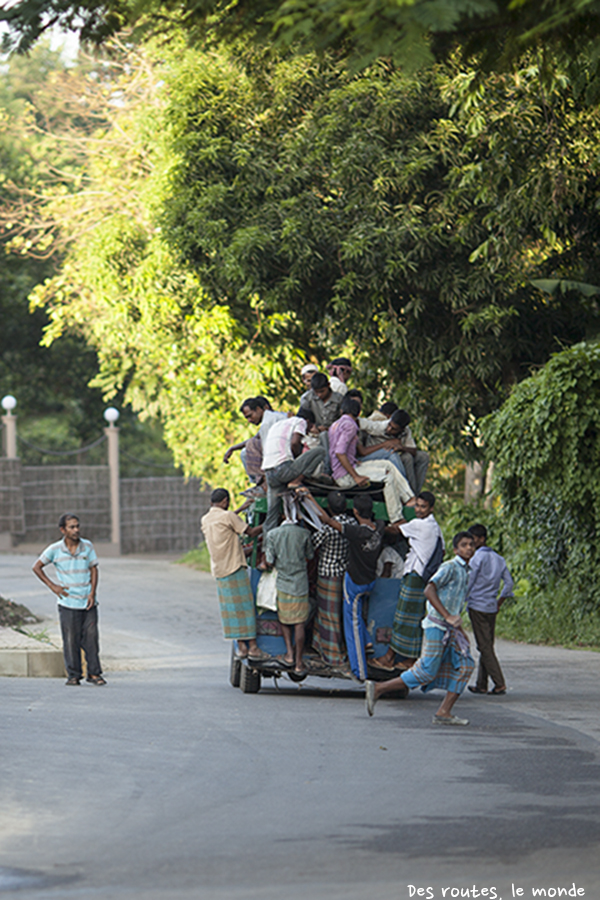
[231, 568, 403, 693]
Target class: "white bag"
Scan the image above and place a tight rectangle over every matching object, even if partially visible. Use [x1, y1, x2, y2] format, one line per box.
[256, 569, 278, 612]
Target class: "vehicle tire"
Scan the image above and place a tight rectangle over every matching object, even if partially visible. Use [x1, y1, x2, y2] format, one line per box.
[240, 663, 261, 694]
[288, 669, 308, 683]
[230, 645, 241, 688]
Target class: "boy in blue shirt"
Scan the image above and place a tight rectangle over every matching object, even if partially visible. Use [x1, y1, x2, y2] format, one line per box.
[365, 531, 475, 724]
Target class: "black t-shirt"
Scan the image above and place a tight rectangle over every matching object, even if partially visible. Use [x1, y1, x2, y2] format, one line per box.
[342, 520, 385, 585]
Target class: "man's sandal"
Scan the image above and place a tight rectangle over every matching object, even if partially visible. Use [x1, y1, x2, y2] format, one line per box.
[86, 675, 107, 685]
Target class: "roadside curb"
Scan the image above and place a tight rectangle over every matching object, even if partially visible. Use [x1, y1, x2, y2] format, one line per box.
[0, 649, 65, 678]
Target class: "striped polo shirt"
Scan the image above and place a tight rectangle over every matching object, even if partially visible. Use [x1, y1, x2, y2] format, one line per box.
[38, 538, 98, 609]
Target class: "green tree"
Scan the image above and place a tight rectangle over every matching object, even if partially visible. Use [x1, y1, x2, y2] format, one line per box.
[4, 0, 600, 80]
[2, 42, 306, 491]
[9, 40, 600, 487]
[159, 47, 600, 452]
[482, 340, 600, 645]
[0, 45, 107, 449]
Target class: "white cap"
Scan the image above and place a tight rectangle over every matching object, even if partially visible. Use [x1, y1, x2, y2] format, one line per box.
[300, 364, 319, 377]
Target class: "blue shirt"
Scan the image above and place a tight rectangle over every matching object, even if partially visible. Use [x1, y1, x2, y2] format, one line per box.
[424, 555, 470, 631]
[467, 545, 514, 613]
[38, 538, 98, 609]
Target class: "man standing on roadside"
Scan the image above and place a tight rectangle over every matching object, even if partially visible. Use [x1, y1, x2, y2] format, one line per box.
[466, 523, 513, 696]
[33, 513, 106, 686]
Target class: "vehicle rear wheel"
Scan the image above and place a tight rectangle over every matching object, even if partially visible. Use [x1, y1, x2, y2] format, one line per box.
[240, 663, 261, 693]
[288, 669, 308, 683]
[230, 645, 241, 688]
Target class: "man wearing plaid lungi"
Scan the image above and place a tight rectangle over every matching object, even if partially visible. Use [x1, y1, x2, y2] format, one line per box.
[201, 488, 270, 662]
[310, 491, 355, 668]
[365, 532, 476, 725]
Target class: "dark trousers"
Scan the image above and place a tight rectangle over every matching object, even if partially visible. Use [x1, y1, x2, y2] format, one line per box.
[58, 604, 102, 680]
[468, 607, 505, 691]
[264, 446, 325, 535]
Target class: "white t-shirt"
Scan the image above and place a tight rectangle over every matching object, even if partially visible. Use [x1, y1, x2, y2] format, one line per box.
[328, 375, 348, 395]
[262, 417, 308, 470]
[399, 514, 443, 578]
[259, 409, 287, 444]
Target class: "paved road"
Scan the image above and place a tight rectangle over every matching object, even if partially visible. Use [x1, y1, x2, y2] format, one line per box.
[1, 553, 599, 900]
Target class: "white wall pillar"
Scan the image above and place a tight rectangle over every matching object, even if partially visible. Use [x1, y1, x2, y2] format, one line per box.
[104, 407, 121, 554]
[1, 395, 18, 458]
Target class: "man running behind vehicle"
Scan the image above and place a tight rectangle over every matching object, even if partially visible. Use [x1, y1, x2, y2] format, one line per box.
[365, 531, 476, 725]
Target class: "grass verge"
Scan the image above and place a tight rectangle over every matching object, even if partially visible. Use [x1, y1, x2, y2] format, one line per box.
[176, 544, 211, 572]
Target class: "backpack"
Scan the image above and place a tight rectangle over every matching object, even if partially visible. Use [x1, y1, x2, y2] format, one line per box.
[421, 535, 445, 584]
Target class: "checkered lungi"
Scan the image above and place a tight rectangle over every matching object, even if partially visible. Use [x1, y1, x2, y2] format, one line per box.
[215, 567, 257, 640]
[244, 435, 263, 482]
[312, 575, 346, 665]
[401, 626, 475, 695]
[277, 591, 311, 625]
[390, 572, 426, 658]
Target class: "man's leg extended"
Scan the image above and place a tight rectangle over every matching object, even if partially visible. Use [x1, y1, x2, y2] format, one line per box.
[413, 450, 429, 494]
[284, 446, 326, 485]
[264, 474, 283, 535]
[434, 691, 461, 718]
[363, 447, 407, 478]
[355, 460, 414, 520]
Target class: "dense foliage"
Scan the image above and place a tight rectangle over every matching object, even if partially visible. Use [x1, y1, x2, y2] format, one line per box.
[482, 340, 600, 645]
[6, 41, 600, 485]
[0, 46, 107, 448]
[0, 47, 182, 469]
[5, 0, 600, 84]
[161, 47, 600, 452]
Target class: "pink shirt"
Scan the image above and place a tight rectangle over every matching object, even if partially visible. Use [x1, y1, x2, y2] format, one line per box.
[329, 414, 358, 480]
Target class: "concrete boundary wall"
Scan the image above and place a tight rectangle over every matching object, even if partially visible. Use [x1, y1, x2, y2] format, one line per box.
[121, 477, 211, 554]
[18, 466, 111, 546]
[0, 459, 25, 537]
[0, 464, 210, 554]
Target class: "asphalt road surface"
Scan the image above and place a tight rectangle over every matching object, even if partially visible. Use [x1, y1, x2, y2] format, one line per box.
[1, 552, 599, 900]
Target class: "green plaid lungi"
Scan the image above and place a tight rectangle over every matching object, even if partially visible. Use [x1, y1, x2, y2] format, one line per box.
[216, 567, 256, 640]
[277, 591, 311, 625]
[313, 575, 346, 666]
[390, 571, 426, 658]
[402, 626, 475, 695]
